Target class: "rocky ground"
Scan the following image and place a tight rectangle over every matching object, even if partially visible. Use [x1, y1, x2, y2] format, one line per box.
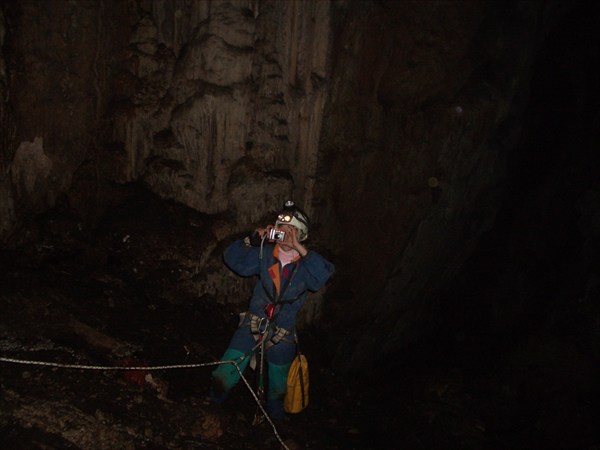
[1, 187, 598, 449]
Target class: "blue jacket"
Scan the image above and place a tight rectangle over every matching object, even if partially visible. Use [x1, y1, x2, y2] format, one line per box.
[223, 239, 335, 330]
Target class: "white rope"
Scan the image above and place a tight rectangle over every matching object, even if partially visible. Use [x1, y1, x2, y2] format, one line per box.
[259, 233, 267, 259]
[0, 356, 221, 371]
[0, 355, 290, 450]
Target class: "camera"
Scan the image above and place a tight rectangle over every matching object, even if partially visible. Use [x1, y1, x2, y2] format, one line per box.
[268, 229, 286, 242]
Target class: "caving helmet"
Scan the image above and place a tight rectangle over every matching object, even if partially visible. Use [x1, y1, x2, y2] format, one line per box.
[275, 200, 309, 241]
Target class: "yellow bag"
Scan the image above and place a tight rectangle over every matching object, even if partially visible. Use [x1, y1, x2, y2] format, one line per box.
[283, 354, 309, 413]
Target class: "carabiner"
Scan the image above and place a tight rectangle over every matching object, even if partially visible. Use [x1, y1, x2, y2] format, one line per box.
[257, 317, 269, 334]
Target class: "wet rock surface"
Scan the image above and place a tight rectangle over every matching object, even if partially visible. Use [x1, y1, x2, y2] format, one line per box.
[2, 188, 598, 449]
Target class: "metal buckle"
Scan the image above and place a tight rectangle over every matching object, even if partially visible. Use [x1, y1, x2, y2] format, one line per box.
[257, 317, 269, 334]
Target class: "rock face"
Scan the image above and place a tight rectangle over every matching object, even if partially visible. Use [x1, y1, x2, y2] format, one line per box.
[0, 6, 14, 236]
[1, 0, 109, 233]
[108, 0, 330, 222]
[0, 0, 330, 230]
[0, 0, 592, 369]
[314, 0, 550, 368]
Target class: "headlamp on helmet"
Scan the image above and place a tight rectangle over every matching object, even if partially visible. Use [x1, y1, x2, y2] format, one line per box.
[275, 200, 309, 241]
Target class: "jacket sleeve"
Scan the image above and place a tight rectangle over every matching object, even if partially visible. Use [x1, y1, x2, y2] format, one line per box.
[223, 239, 262, 277]
[301, 250, 335, 292]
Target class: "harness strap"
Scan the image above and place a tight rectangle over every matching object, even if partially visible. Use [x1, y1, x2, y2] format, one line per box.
[293, 331, 307, 408]
[261, 261, 301, 318]
[243, 312, 293, 350]
[267, 327, 290, 349]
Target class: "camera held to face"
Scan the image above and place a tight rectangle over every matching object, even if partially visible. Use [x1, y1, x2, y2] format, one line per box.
[268, 228, 286, 242]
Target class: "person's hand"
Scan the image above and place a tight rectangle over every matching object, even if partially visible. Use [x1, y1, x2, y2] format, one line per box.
[283, 226, 307, 257]
[256, 225, 275, 240]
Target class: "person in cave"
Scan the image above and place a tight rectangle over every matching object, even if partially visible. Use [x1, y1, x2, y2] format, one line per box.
[209, 200, 335, 421]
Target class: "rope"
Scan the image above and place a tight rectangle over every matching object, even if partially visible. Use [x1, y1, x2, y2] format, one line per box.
[259, 233, 267, 259]
[0, 355, 290, 450]
[253, 332, 266, 426]
[0, 357, 220, 371]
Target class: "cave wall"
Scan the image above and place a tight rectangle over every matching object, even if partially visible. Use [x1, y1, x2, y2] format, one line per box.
[107, 0, 331, 221]
[315, 0, 555, 369]
[0, 0, 578, 369]
[0, 6, 14, 236]
[0, 0, 331, 235]
[432, 0, 600, 358]
[0, 0, 121, 235]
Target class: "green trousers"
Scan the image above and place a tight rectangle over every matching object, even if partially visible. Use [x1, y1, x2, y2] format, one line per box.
[211, 348, 291, 402]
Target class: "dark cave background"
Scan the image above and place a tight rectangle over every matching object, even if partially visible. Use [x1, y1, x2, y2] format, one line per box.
[425, 0, 600, 370]
[1, 1, 599, 449]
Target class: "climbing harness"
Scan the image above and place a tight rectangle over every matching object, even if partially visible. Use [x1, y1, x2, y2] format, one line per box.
[248, 256, 301, 423]
[245, 312, 292, 351]
[248, 264, 298, 425]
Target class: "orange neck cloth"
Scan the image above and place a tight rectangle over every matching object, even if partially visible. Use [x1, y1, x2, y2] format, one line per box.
[268, 245, 301, 297]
